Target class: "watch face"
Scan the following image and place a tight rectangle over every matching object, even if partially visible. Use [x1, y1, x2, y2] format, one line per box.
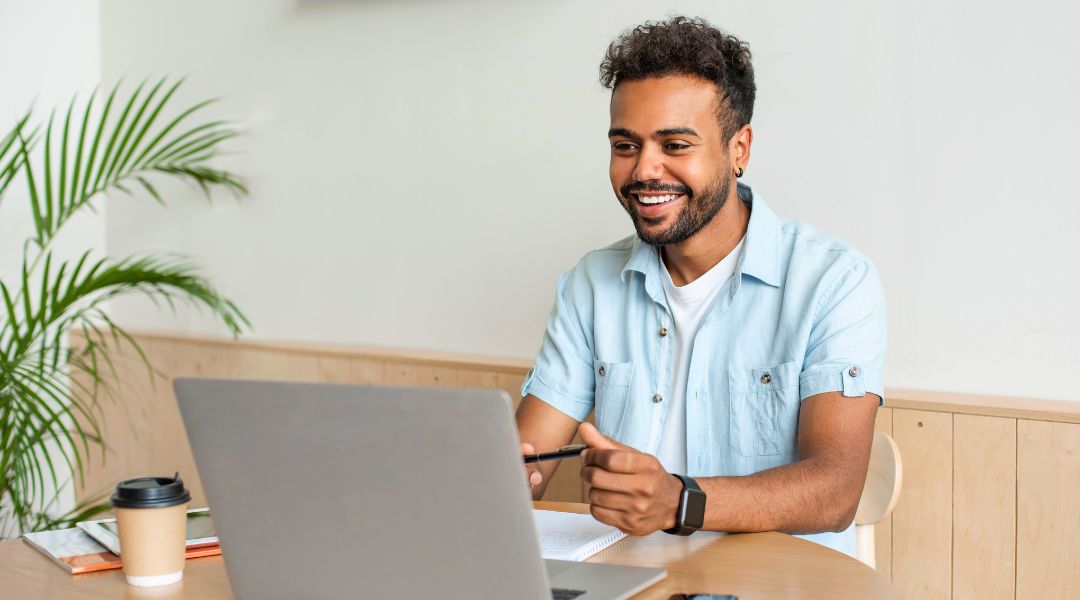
[684, 489, 707, 529]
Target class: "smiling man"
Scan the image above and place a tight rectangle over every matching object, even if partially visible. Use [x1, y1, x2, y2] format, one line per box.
[516, 17, 886, 555]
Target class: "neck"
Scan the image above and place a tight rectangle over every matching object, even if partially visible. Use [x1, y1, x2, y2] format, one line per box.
[661, 189, 750, 286]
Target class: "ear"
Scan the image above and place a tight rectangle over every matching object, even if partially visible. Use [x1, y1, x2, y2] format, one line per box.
[730, 124, 753, 174]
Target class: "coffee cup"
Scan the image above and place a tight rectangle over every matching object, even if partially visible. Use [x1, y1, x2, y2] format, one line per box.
[111, 473, 191, 587]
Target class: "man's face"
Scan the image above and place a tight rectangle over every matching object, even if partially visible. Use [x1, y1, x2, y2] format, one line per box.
[608, 74, 733, 246]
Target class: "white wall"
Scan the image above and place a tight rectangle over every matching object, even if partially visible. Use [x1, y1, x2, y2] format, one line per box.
[0, 0, 103, 283]
[99, 0, 1080, 402]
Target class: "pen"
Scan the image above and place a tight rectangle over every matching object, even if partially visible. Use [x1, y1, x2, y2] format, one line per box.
[522, 444, 587, 464]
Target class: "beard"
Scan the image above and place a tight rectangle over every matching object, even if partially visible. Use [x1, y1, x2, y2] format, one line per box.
[619, 170, 732, 246]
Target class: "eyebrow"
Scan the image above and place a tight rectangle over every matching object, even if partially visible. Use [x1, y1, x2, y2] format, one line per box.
[607, 127, 701, 139]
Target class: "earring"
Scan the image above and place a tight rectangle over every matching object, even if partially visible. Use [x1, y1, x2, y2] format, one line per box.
[735, 166, 744, 178]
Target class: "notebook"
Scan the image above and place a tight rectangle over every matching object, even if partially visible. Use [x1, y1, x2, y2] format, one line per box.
[534, 509, 627, 561]
[77, 507, 218, 556]
[21, 528, 122, 574]
[21, 527, 221, 575]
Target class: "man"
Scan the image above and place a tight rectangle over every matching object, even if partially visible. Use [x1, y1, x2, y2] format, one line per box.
[516, 17, 886, 555]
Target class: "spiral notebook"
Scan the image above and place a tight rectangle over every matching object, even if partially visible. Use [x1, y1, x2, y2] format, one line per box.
[533, 509, 627, 562]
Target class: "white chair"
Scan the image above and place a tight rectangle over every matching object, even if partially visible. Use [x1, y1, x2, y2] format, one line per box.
[854, 431, 903, 569]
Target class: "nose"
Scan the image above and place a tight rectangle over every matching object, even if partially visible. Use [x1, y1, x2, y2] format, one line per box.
[632, 144, 665, 183]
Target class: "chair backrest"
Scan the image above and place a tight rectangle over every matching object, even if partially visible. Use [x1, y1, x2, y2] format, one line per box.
[855, 431, 903, 526]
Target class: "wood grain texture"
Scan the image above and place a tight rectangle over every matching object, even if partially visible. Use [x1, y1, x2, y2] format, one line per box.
[892, 409, 952, 600]
[0, 502, 898, 599]
[458, 369, 498, 388]
[1017, 420, 1080, 600]
[953, 414, 1016, 600]
[110, 329, 534, 371]
[349, 358, 384, 384]
[886, 387, 1080, 425]
[314, 356, 353, 383]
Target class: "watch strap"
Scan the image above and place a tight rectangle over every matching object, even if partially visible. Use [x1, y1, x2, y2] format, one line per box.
[663, 474, 705, 536]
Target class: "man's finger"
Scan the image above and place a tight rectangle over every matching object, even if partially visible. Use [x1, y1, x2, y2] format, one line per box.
[587, 487, 636, 511]
[520, 443, 542, 488]
[581, 448, 639, 474]
[589, 503, 630, 533]
[578, 422, 628, 452]
[580, 465, 641, 491]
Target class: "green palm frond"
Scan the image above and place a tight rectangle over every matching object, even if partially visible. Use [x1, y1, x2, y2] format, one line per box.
[0, 112, 36, 201]
[11, 77, 246, 250]
[0, 78, 250, 538]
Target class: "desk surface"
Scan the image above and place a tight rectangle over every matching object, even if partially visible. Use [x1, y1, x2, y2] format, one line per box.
[0, 502, 897, 600]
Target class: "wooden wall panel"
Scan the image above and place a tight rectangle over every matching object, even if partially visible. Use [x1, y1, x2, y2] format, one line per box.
[892, 409, 953, 600]
[315, 356, 353, 383]
[953, 414, 1016, 600]
[172, 339, 233, 378]
[350, 358, 384, 384]
[1017, 420, 1080, 600]
[383, 361, 420, 385]
[873, 407, 893, 580]
[229, 348, 320, 381]
[458, 369, 497, 388]
[495, 372, 524, 412]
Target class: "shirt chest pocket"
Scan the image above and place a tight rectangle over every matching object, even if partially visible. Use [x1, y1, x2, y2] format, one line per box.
[728, 359, 801, 457]
[593, 359, 634, 437]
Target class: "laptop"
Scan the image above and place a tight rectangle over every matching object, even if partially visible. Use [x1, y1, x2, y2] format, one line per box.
[174, 378, 666, 599]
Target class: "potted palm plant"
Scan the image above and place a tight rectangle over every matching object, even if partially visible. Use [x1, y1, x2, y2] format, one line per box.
[0, 78, 249, 538]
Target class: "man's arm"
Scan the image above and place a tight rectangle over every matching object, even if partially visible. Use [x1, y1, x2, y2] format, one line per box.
[697, 390, 878, 533]
[580, 390, 879, 535]
[515, 394, 580, 500]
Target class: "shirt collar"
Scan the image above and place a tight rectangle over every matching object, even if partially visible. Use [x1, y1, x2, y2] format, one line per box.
[620, 181, 782, 289]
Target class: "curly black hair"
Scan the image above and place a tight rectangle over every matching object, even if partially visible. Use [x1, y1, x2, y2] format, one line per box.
[599, 16, 756, 140]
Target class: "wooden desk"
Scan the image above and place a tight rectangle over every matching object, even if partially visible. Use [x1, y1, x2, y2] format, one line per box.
[0, 502, 897, 599]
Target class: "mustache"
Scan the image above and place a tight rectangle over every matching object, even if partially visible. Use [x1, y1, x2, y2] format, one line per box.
[620, 182, 692, 198]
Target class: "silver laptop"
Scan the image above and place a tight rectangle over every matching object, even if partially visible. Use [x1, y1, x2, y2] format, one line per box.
[174, 378, 666, 599]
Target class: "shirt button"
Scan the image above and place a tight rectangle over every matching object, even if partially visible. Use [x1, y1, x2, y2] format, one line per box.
[760, 372, 772, 385]
[598, 366, 606, 377]
[658, 327, 668, 337]
[848, 366, 861, 377]
[652, 393, 663, 403]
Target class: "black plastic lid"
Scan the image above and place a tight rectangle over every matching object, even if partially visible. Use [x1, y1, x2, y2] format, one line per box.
[111, 473, 192, 509]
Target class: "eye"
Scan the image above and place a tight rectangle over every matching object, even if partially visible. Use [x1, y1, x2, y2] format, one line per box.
[665, 142, 691, 152]
[611, 141, 638, 153]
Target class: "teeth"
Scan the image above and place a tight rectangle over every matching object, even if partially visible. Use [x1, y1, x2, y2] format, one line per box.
[638, 194, 679, 204]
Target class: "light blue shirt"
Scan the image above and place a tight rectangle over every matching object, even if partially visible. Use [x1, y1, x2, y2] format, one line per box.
[522, 182, 886, 555]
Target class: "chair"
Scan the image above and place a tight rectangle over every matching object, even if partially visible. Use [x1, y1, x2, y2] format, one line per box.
[854, 431, 902, 569]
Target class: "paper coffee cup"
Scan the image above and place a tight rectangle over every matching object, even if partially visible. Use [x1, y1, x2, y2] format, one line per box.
[112, 473, 191, 587]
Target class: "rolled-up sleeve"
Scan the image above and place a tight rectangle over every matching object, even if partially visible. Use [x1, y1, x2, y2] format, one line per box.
[522, 269, 596, 421]
[798, 257, 887, 405]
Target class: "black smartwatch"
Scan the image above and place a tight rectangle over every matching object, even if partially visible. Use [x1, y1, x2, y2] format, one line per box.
[663, 474, 706, 536]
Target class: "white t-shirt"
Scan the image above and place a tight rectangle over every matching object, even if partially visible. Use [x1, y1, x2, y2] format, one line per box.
[654, 238, 745, 475]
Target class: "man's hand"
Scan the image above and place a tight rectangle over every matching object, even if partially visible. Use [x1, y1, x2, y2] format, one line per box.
[520, 442, 543, 490]
[578, 422, 683, 535]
